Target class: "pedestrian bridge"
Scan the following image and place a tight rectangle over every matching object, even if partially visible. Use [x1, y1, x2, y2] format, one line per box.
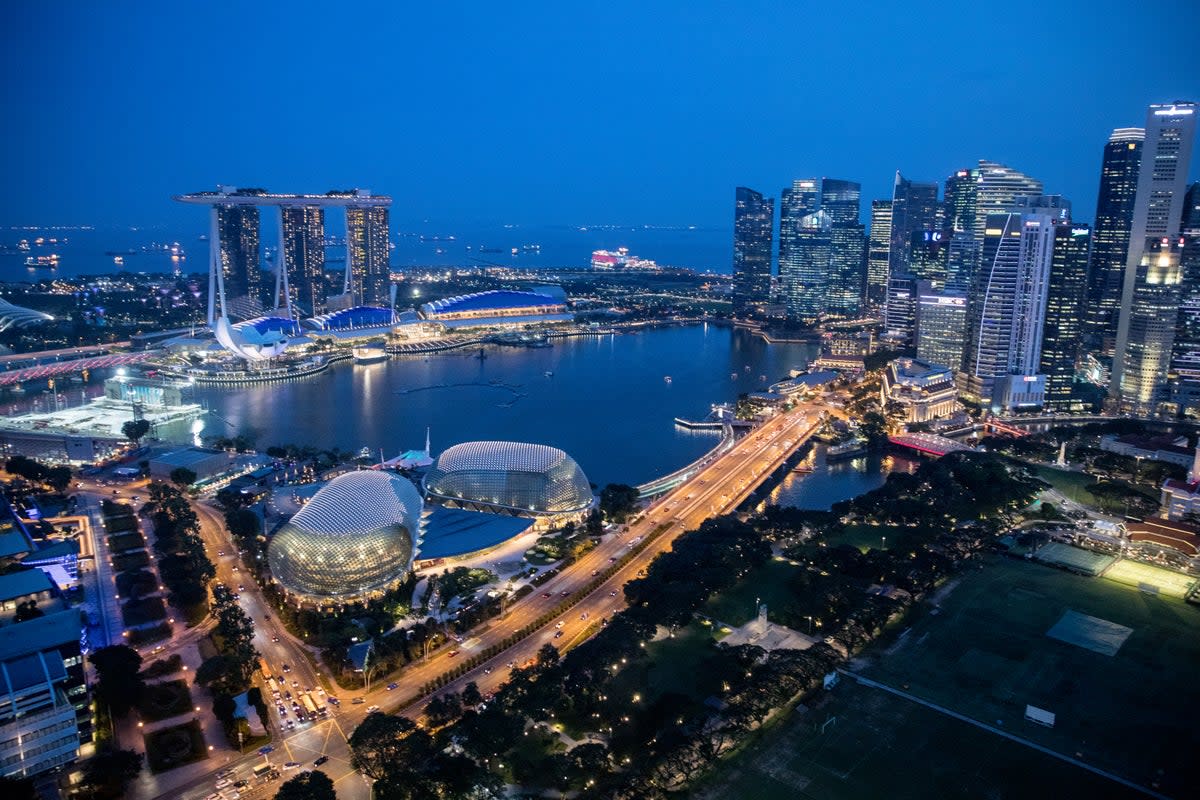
[888, 433, 977, 457]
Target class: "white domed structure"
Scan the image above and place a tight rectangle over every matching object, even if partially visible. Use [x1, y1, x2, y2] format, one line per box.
[424, 441, 593, 518]
[213, 315, 299, 362]
[267, 471, 423, 603]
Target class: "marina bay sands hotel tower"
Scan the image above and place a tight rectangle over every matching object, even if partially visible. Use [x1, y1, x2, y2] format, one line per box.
[175, 186, 391, 323]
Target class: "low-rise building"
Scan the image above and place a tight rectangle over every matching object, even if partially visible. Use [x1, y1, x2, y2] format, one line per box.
[881, 358, 958, 423]
[147, 447, 231, 483]
[0, 570, 60, 622]
[1100, 434, 1193, 468]
[1125, 517, 1200, 556]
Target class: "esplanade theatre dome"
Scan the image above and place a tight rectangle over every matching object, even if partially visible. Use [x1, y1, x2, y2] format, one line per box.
[267, 471, 423, 603]
[424, 441, 593, 517]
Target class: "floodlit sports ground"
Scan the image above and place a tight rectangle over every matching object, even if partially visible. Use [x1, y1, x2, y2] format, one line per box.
[846, 556, 1200, 798]
[1103, 558, 1198, 599]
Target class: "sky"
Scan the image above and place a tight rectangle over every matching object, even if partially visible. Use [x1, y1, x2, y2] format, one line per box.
[2, 0, 1199, 231]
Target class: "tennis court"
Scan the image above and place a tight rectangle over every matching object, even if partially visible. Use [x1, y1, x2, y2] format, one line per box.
[1103, 559, 1197, 599]
[1046, 610, 1132, 656]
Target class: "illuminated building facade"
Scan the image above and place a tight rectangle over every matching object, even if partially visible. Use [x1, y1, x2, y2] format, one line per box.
[281, 206, 326, 315]
[1040, 222, 1092, 410]
[1117, 237, 1186, 416]
[731, 187, 775, 317]
[345, 204, 390, 306]
[865, 199, 892, 309]
[916, 287, 967, 371]
[216, 200, 263, 310]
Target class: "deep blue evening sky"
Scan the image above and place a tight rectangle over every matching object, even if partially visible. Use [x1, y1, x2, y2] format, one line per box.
[2, 1, 1198, 230]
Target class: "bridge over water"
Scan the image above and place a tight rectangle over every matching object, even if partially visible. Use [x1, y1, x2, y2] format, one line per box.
[0, 350, 161, 387]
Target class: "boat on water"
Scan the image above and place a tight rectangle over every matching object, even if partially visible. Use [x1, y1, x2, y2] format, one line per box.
[664, 376, 672, 383]
[25, 255, 58, 268]
[792, 464, 815, 474]
[353, 344, 389, 364]
[827, 439, 867, 460]
[544, 370, 554, 378]
[113, 256, 124, 266]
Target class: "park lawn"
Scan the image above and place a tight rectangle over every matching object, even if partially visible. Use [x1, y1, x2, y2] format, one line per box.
[702, 558, 806, 626]
[103, 514, 139, 534]
[144, 720, 208, 773]
[860, 555, 1200, 798]
[692, 678, 1129, 800]
[822, 523, 915, 554]
[115, 569, 158, 597]
[1026, 463, 1158, 512]
[128, 622, 172, 646]
[138, 679, 194, 722]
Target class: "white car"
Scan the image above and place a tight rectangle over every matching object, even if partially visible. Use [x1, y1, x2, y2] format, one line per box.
[366, 705, 380, 713]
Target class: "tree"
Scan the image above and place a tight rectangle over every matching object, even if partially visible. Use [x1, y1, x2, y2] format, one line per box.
[122, 418, 152, 447]
[90, 645, 144, 717]
[600, 484, 640, 523]
[169, 467, 197, 487]
[349, 712, 431, 781]
[45, 464, 73, 492]
[0, 775, 37, 800]
[212, 693, 237, 725]
[14, 599, 43, 622]
[461, 681, 483, 708]
[275, 770, 336, 800]
[79, 746, 142, 800]
[225, 507, 261, 541]
[536, 643, 560, 669]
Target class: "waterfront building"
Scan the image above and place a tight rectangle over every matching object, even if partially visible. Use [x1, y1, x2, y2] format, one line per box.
[731, 187, 775, 317]
[267, 471, 423, 605]
[176, 187, 392, 323]
[887, 172, 940, 279]
[1116, 237, 1187, 416]
[345, 202, 390, 307]
[1040, 222, 1092, 411]
[962, 210, 1055, 411]
[102, 374, 190, 408]
[281, 206, 326, 315]
[216, 200, 264, 313]
[0, 298, 52, 331]
[916, 286, 967, 371]
[0, 608, 90, 777]
[424, 441, 593, 528]
[881, 357, 958, 423]
[972, 161, 1043, 243]
[778, 180, 820, 319]
[1085, 128, 1145, 354]
[865, 199, 892, 309]
[147, 447, 231, 483]
[1112, 102, 1197, 410]
[417, 287, 571, 329]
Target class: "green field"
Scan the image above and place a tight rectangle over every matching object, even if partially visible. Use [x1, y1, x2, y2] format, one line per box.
[703, 558, 805, 626]
[859, 556, 1200, 797]
[1104, 559, 1198, 599]
[693, 679, 1128, 800]
[1034, 541, 1116, 575]
[1027, 465, 1100, 506]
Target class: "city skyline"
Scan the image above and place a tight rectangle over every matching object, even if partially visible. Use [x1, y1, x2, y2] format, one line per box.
[2, 2, 1198, 232]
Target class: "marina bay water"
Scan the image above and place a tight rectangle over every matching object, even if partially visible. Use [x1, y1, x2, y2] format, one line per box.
[190, 324, 915, 506]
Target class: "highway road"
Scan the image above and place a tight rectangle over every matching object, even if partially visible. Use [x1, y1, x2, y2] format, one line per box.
[158, 399, 827, 800]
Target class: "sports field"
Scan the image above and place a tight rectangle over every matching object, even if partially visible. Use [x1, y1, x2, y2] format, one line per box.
[692, 679, 1127, 800]
[858, 556, 1200, 798]
[1103, 559, 1198, 599]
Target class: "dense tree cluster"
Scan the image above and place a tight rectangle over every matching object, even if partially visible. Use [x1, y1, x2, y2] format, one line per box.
[3, 455, 72, 492]
[599, 484, 640, 523]
[90, 644, 145, 717]
[145, 482, 215, 613]
[196, 583, 259, 696]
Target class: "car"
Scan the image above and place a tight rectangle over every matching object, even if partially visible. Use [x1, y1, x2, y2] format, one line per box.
[292, 681, 299, 688]
[554, 631, 564, 638]
[560, 590, 570, 596]
[351, 697, 365, 704]
[609, 590, 618, 597]
[609, 557, 618, 562]
[555, 620, 564, 628]
[233, 780, 249, 789]
[506, 660, 515, 669]
[258, 745, 274, 755]
[271, 636, 280, 642]
[327, 696, 339, 706]
[283, 762, 300, 771]
[285, 720, 295, 730]
[366, 705, 380, 713]
[580, 612, 588, 620]
[314, 756, 329, 767]
[541, 592, 552, 599]
[591, 569, 600, 576]
[281, 664, 291, 672]
[216, 780, 232, 789]
[386, 682, 398, 691]
[217, 550, 225, 556]
[483, 667, 492, 674]
[284, 691, 292, 700]
[217, 769, 236, 779]
[238, 585, 245, 592]
[449, 650, 460, 657]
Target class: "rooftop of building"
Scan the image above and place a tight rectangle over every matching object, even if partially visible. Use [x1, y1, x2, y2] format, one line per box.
[417, 506, 535, 561]
[1105, 433, 1193, 455]
[0, 650, 67, 695]
[887, 357, 954, 382]
[304, 306, 396, 332]
[0, 608, 82, 660]
[0, 530, 32, 558]
[149, 447, 228, 468]
[0, 569, 54, 604]
[420, 287, 567, 316]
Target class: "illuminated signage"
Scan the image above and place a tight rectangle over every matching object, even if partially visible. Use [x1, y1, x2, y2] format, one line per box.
[1071, 227, 1090, 237]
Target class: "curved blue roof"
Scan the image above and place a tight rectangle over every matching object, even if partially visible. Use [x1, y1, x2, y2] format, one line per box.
[305, 306, 395, 331]
[421, 290, 562, 316]
[234, 316, 301, 336]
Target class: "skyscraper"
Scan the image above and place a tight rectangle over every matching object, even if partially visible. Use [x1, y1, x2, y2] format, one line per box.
[887, 172, 940, 278]
[1117, 237, 1186, 416]
[962, 210, 1055, 411]
[916, 285, 967, 371]
[827, 222, 866, 317]
[216, 201, 263, 313]
[782, 209, 833, 320]
[943, 168, 977, 235]
[778, 179, 820, 319]
[281, 206, 326, 315]
[731, 187, 774, 317]
[972, 161, 1043, 242]
[1111, 102, 1198, 410]
[1040, 222, 1091, 411]
[820, 178, 861, 225]
[908, 230, 948, 284]
[865, 199, 892, 309]
[1084, 128, 1144, 354]
[346, 204, 391, 306]
[1166, 184, 1200, 415]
